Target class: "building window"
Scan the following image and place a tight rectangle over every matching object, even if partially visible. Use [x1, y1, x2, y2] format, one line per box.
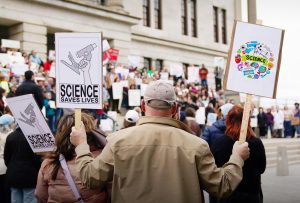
[221, 9, 227, 44]
[154, 0, 162, 29]
[144, 57, 152, 69]
[213, 6, 219, 42]
[155, 59, 163, 71]
[181, 0, 188, 35]
[191, 0, 197, 37]
[183, 63, 189, 79]
[143, 0, 151, 27]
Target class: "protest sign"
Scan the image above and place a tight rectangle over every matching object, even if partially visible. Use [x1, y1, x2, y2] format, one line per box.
[128, 55, 140, 67]
[188, 66, 200, 83]
[1, 39, 20, 49]
[49, 100, 56, 109]
[135, 78, 142, 86]
[48, 50, 55, 61]
[224, 21, 284, 142]
[129, 89, 141, 106]
[107, 111, 117, 121]
[140, 83, 148, 97]
[160, 72, 169, 80]
[107, 48, 119, 61]
[102, 40, 110, 52]
[49, 62, 56, 78]
[169, 63, 183, 77]
[30, 63, 39, 73]
[207, 113, 217, 126]
[195, 107, 206, 125]
[6, 94, 56, 153]
[100, 119, 113, 132]
[112, 82, 123, 99]
[0, 53, 10, 66]
[115, 67, 129, 79]
[55, 32, 102, 109]
[11, 64, 29, 76]
[224, 21, 284, 98]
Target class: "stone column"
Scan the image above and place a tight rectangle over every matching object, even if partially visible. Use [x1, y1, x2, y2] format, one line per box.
[247, 0, 257, 23]
[9, 23, 47, 60]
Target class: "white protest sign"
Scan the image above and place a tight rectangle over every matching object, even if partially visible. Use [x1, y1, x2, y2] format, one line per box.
[48, 50, 55, 61]
[224, 21, 284, 98]
[169, 63, 183, 77]
[115, 67, 129, 79]
[107, 111, 117, 121]
[129, 89, 141, 106]
[6, 94, 56, 153]
[49, 62, 56, 78]
[0, 54, 10, 66]
[112, 82, 123, 99]
[11, 64, 29, 76]
[188, 66, 200, 83]
[30, 63, 39, 73]
[49, 100, 56, 109]
[1, 39, 20, 49]
[102, 40, 110, 52]
[166, 80, 174, 85]
[128, 55, 140, 67]
[55, 32, 102, 109]
[100, 119, 113, 132]
[140, 83, 148, 97]
[195, 107, 206, 125]
[250, 118, 258, 128]
[160, 72, 169, 80]
[206, 113, 217, 126]
[135, 78, 142, 86]
[214, 57, 225, 68]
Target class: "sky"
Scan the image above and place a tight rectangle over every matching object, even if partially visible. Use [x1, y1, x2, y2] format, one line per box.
[241, 0, 300, 100]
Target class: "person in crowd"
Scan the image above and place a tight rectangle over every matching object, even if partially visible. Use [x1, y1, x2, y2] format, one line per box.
[283, 106, 293, 137]
[6, 84, 17, 98]
[105, 66, 120, 112]
[199, 64, 208, 88]
[29, 50, 43, 66]
[44, 91, 56, 133]
[15, 70, 44, 109]
[0, 114, 15, 203]
[202, 103, 234, 147]
[35, 113, 109, 203]
[257, 107, 268, 138]
[210, 105, 266, 203]
[185, 107, 201, 136]
[0, 87, 6, 115]
[266, 108, 274, 137]
[0, 73, 10, 94]
[205, 102, 215, 124]
[43, 58, 53, 73]
[70, 80, 250, 203]
[273, 106, 284, 138]
[122, 109, 140, 129]
[293, 103, 300, 137]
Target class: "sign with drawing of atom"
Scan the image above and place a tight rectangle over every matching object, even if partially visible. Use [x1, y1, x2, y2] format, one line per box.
[6, 94, 56, 153]
[55, 33, 103, 109]
[224, 21, 284, 98]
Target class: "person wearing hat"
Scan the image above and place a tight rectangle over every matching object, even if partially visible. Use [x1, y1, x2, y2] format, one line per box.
[70, 80, 250, 203]
[122, 110, 140, 129]
[202, 103, 234, 147]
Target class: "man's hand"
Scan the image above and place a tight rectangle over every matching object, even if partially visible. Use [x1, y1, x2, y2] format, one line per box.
[232, 141, 250, 161]
[70, 122, 87, 147]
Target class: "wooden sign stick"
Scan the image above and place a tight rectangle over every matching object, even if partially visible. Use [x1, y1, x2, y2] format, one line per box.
[239, 94, 252, 143]
[75, 108, 81, 130]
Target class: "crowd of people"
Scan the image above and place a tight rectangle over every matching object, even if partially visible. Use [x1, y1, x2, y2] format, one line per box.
[0, 48, 298, 203]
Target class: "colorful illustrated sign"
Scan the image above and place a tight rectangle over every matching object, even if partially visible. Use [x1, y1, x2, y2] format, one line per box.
[235, 41, 274, 79]
[224, 21, 284, 98]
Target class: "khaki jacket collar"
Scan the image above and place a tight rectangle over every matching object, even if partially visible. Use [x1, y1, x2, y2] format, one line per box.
[137, 116, 194, 134]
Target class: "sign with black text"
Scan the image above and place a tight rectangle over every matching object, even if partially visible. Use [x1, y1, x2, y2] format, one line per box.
[55, 33, 103, 109]
[6, 94, 56, 153]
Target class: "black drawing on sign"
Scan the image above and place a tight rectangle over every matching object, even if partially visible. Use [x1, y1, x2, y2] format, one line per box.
[19, 103, 45, 135]
[61, 44, 97, 85]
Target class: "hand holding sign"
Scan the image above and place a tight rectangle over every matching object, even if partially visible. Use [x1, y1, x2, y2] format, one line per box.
[70, 121, 87, 147]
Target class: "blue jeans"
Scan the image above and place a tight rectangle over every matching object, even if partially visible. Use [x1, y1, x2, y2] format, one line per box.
[11, 188, 37, 203]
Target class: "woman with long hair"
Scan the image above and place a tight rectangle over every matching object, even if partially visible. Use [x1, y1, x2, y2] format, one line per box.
[210, 105, 266, 203]
[35, 113, 109, 203]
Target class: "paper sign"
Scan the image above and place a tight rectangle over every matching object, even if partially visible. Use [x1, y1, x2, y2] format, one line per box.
[160, 72, 169, 80]
[49, 62, 56, 78]
[11, 64, 29, 76]
[100, 119, 113, 132]
[128, 55, 140, 67]
[135, 78, 142, 86]
[55, 32, 103, 109]
[207, 113, 217, 126]
[107, 111, 117, 121]
[49, 100, 56, 109]
[112, 82, 123, 99]
[30, 63, 39, 73]
[214, 57, 225, 68]
[0, 54, 10, 66]
[224, 21, 284, 98]
[129, 89, 141, 106]
[115, 67, 129, 79]
[48, 50, 55, 61]
[102, 40, 110, 52]
[140, 83, 148, 97]
[196, 107, 206, 124]
[6, 94, 56, 153]
[1, 39, 20, 49]
[169, 63, 183, 77]
[250, 118, 258, 127]
[188, 66, 200, 82]
[107, 48, 119, 61]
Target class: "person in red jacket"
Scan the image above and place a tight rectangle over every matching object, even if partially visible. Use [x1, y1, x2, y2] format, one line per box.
[199, 64, 208, 88]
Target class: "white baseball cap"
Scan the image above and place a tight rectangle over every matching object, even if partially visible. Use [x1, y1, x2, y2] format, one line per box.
[125, 110, 140, 123]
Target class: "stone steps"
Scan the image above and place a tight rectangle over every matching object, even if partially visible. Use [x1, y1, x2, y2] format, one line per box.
[262, 138, 300, 167]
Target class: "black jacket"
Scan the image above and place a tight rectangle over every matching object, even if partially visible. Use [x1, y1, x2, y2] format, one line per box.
[15, 80, 44, 109]
[4, 128, 41, 188]
[210, 135, 266, 203]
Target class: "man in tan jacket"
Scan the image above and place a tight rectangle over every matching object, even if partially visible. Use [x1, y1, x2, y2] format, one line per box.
[71, 80, 250, 203]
